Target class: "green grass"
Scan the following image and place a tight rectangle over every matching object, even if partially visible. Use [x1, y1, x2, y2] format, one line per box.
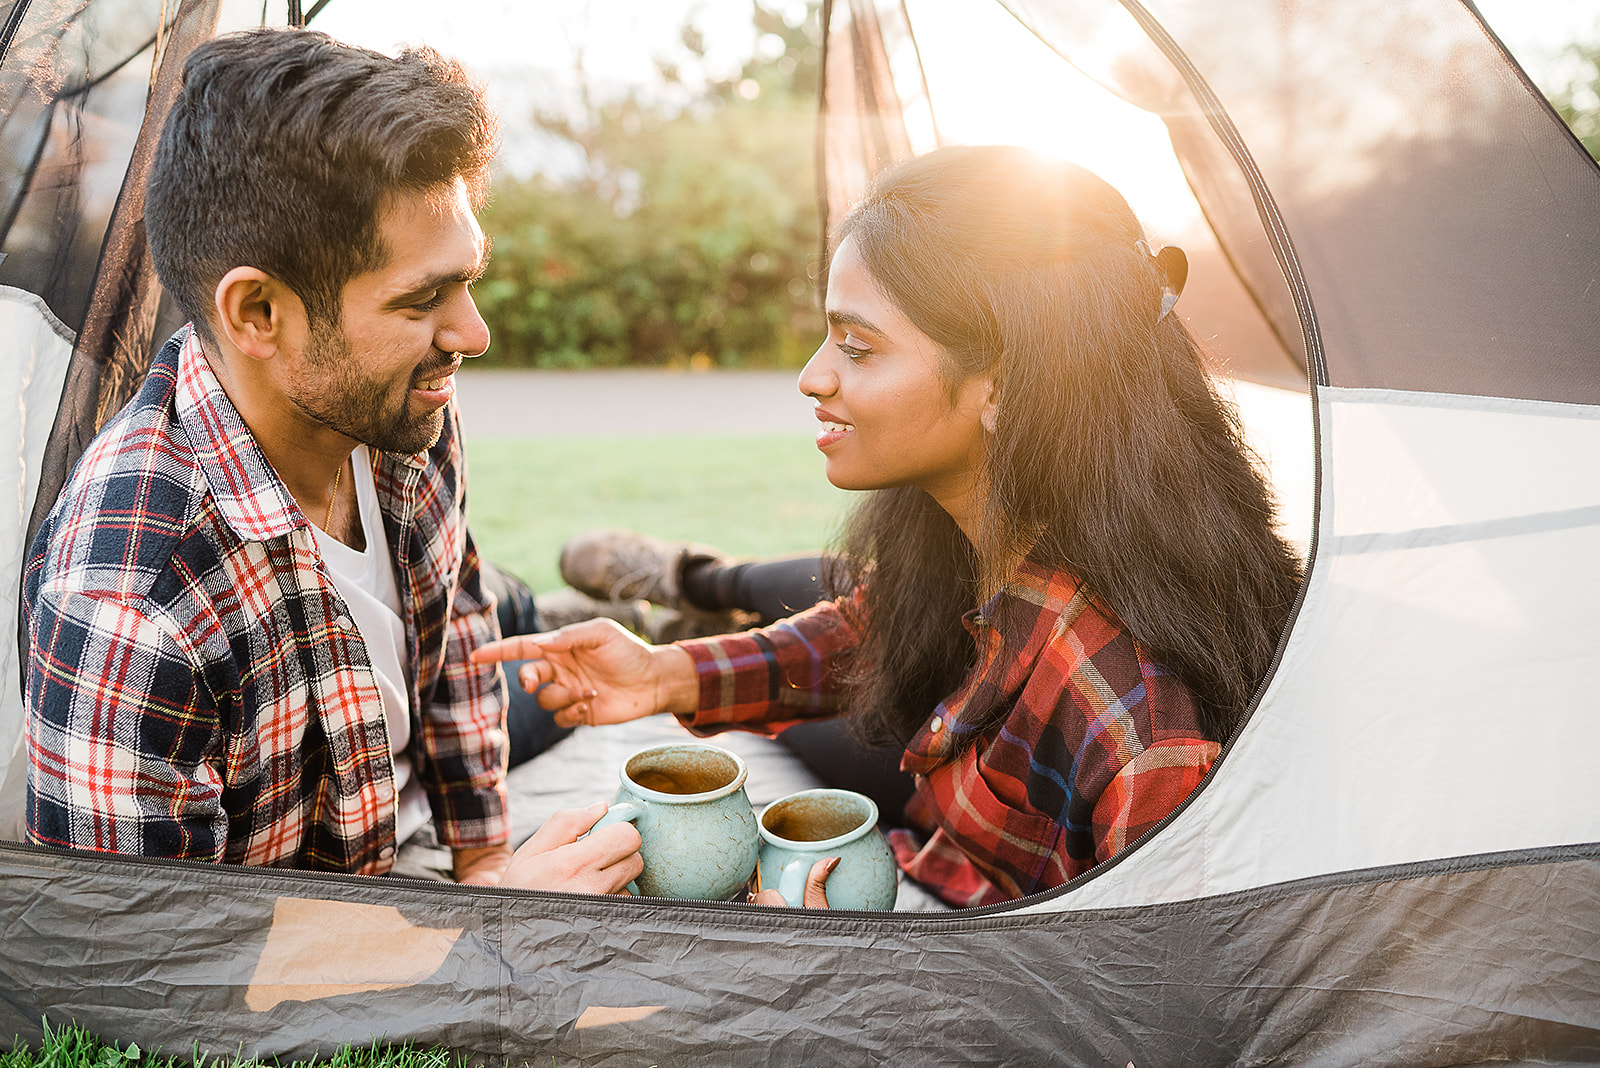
[464, 434, 855, 594]
[1, 1021, 468, 1068]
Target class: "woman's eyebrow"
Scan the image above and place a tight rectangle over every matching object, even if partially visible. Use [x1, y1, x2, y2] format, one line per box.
[827, 309, 881, 334]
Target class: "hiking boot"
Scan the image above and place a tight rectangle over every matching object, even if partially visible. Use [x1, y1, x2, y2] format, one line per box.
[558, 528, 731, 609]
[643, 605, 761, 644]
[531, 586, 648, 635]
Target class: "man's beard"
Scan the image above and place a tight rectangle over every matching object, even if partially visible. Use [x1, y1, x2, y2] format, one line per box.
[292, 327, 449, 454]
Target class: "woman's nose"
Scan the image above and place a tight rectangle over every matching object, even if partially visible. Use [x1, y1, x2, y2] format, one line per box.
[797, 342, 837, 400]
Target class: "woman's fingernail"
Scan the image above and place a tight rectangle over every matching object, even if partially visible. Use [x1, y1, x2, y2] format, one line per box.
[825, 857, 841, 874]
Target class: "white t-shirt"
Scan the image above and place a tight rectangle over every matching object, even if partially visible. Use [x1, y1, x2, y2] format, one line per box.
[311, 446, 432, 846]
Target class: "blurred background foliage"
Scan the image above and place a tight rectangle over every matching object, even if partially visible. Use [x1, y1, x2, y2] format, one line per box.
[1550, 39, 1600, 159]
[468, 0, 1600, 372]
[474, 2, 824, 369]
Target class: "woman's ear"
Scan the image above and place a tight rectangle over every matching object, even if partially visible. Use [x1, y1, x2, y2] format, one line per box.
[213, 267, 298, 361]
[980, 378, 1000, 434]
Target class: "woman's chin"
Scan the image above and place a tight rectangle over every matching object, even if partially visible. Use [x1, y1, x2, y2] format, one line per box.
[821, 463, 871, 493]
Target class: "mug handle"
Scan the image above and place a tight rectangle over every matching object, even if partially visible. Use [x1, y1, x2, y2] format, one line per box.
[776, 857, 813, 909]
[587, 801, 643, 833]
[584, 802, 644, 897]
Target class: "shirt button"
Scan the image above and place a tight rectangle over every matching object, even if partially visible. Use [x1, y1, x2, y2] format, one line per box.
[379, 845, 395, 860]
[929, 717, 944, 733]
[335, 615, 353, 630]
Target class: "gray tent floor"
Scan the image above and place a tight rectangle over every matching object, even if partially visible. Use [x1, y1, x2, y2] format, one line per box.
[393, 712, 950, 911]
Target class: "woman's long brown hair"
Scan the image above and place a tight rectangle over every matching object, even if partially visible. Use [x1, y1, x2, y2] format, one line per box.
[824, 146, 1303, 746]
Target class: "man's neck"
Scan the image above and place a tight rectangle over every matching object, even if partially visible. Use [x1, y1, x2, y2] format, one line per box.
[199, 340, 359, 545]
[318, 452, 365, 551]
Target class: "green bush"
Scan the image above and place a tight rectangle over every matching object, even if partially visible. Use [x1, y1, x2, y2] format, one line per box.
[475, 6, 825, 370]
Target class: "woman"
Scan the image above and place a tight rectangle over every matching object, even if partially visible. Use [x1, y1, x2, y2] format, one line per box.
[476, 145, 1303, 907]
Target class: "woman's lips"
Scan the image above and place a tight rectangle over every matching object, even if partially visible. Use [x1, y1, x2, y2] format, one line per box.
[813, 409, 854, 449]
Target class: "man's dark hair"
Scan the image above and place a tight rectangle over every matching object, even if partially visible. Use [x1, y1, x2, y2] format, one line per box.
[145, 28, 498, 341]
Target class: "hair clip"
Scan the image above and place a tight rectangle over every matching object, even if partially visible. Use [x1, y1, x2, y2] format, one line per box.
[1135, 240, 1188, 321]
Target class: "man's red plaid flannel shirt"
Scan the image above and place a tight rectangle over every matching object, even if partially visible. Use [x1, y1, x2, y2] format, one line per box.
[678, 561, 1218, 907]
[23, 328, 509, 874]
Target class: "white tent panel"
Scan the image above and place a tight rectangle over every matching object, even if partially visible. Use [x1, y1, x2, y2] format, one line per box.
[0, 287, 76, 838]
[1327, 390, 1600, 534]
[1025, 386, 1600, 913]
[1229, 378, 1314, 554]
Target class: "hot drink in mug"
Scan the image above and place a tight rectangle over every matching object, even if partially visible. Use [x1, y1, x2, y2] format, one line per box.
[590, 743, 760, 901]
[756, 788, 897, 910]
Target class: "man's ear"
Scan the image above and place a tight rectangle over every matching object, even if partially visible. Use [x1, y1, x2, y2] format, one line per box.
[213, 267, 301, 361]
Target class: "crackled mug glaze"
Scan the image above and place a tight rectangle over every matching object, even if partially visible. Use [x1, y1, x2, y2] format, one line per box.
[590, 742, 760, 901]
[755, 788, 897, 911]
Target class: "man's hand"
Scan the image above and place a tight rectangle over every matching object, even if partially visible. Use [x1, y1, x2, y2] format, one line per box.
[452, 843, 514, 886]
[496, 801, 644, 895]
[471, 618, 698, 727]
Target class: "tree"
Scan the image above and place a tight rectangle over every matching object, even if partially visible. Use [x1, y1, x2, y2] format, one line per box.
[1549, 40, 1600, 161]
[475, 3, 825, 369]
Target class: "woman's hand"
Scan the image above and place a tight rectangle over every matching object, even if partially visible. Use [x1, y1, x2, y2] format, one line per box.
[750, 857, 838, 909]
[471, 618, 698, 727]
[497, 802, 644, 895]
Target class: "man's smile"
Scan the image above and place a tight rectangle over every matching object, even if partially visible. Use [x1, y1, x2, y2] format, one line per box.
[412, 356, 462, 395]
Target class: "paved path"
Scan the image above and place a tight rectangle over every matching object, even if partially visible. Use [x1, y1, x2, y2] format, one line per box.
[454, 366, 1316, 552]
[454, 368, 814, 439]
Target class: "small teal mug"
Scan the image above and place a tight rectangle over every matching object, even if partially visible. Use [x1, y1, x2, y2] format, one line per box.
[590, 742, 759, 901]
[756, 788, 897, 910]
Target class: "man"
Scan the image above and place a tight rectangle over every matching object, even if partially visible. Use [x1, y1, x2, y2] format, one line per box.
[22, 28, 640, 893]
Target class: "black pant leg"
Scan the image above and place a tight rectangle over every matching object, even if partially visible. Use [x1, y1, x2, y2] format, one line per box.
[479, 558, 573, 768]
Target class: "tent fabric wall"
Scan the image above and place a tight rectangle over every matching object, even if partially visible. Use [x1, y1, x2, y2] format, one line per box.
[22, 0, 222, 555]
[0, 289, 73, 838]
[1003, 0, 1600, 403]
[2, 0, 1598, 1060]
[1030, 387, 1600, 911]
[1, 838, 1596, 1064]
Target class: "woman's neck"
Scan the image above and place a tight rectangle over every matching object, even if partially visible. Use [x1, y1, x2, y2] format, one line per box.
[941, 493, 1026, 606]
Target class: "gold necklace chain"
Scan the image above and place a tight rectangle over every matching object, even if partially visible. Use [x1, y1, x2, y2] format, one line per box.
[323, 462, 342, 531]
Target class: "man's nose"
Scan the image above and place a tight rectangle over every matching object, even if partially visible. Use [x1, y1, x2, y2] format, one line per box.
[441, 292, 491, 358]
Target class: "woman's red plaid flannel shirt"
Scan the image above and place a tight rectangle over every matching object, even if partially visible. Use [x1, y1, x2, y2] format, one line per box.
[23, 328, 509, 875]
[677, 562, 1219, 907]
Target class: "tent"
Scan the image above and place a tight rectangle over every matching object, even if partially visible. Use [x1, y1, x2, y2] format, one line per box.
[2, 0, 1597, 1062]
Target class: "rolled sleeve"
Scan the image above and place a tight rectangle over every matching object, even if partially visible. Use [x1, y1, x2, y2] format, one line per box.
[676, 599, 860, 737]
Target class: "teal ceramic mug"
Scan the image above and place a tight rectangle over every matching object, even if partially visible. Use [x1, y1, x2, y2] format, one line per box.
[755, 788, 898, 910]
[590, 742, 760, 901]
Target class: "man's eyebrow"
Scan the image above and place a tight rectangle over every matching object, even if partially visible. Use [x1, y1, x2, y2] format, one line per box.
[383, 243, 492, 308]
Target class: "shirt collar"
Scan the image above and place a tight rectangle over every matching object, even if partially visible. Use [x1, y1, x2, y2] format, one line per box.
[965, 554, 1088, 646]
[905, 555, 1092, 764]
[173, 325, 309, 543]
